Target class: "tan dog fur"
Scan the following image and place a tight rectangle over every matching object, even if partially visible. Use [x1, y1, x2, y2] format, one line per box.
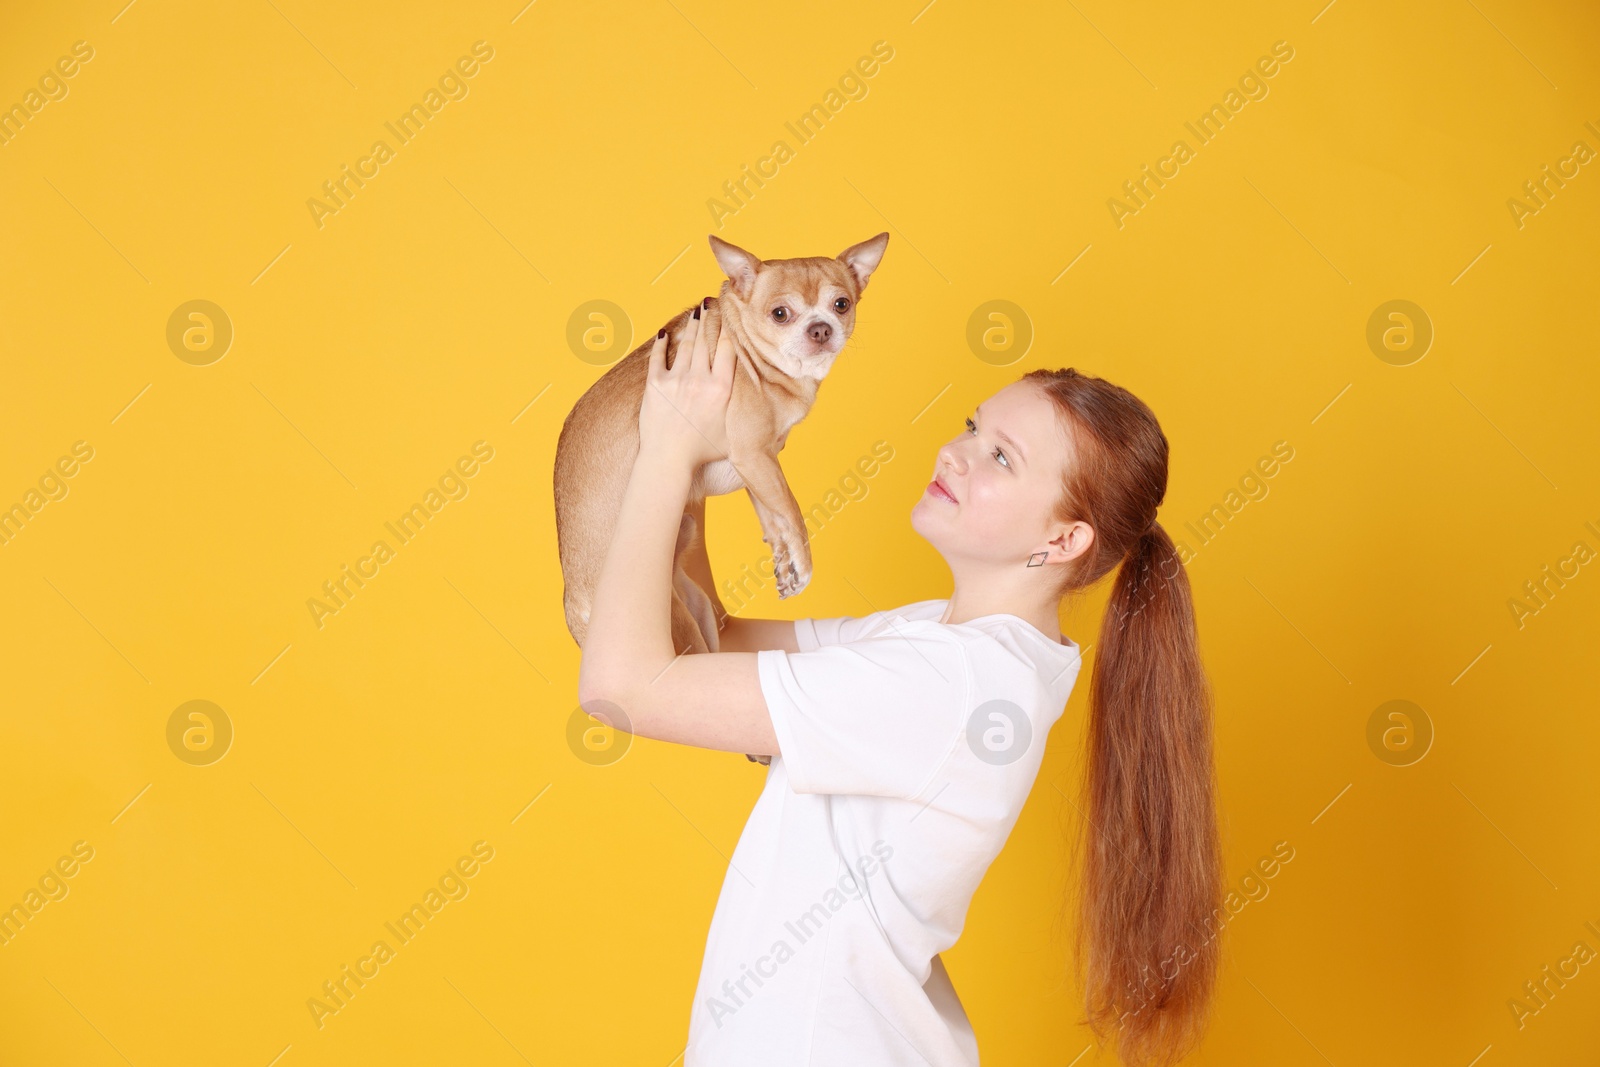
[554, 232, 889, 657]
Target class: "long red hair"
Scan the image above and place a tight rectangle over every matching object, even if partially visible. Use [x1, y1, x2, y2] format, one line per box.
[1023, 367, 1224, 1066]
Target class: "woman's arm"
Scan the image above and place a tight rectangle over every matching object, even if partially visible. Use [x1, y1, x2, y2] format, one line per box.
[717, 617, 802, 654]
[576, 316, 781, 755]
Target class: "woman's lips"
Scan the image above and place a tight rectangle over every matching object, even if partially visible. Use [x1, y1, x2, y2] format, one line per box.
[927, 478, 956, 503]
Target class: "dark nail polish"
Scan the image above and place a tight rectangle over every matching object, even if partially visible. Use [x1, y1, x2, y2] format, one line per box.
[693, 305, 701, 320]
[702, 296, 711, 310]
[658, 327, 666, 339]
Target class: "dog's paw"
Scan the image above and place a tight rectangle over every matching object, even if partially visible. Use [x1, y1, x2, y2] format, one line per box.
[770, 544, 793, 594]
[775, 557, 811, 599]
[770, 541, 811, 599]
[765, 533, 813, 599]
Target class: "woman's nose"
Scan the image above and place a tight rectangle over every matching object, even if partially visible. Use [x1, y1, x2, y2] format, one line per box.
[937, 441, 966, 473]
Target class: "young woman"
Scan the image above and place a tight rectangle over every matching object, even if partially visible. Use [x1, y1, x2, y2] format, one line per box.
[577, 302, 1224, 1067]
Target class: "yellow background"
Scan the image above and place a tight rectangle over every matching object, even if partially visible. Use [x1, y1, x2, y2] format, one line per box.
[2, 0, 1597, 1063]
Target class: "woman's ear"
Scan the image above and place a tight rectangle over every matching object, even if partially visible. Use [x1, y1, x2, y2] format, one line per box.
[1051, 520, 1095, 564]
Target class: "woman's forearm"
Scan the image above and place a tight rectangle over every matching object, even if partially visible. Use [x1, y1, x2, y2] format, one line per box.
[577, 448, 695, 702]
[680, 496, 730, 634]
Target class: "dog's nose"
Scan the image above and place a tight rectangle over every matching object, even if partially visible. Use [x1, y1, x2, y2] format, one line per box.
[807, 320, 832, 345]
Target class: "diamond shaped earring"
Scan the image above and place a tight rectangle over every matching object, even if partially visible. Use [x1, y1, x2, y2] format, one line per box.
[1026, 551, 1048, 567]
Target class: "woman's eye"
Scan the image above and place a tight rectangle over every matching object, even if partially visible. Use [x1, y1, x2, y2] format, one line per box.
[772, 307, 789, 322]
[966, 416, 1008, 468]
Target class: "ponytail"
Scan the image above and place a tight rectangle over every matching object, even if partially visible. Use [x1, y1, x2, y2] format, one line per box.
[1075, 521, 1223, 1066]
[1018, 365, 1224, 1065]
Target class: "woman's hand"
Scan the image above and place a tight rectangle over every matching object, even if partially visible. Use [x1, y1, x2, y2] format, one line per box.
[641, 301, 736, 470]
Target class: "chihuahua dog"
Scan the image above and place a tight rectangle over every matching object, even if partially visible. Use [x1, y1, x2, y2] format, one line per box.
[553, 232, 890, 658]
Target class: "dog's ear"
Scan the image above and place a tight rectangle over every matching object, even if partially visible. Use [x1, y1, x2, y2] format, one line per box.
[708, 235, 762, 299]
[836, 232, 890, 295]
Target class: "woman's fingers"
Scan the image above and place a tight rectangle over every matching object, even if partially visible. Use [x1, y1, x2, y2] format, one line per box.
[688, 298, 711, 373]
[672, 310, 696, 376]
[713, 326, 735, 388]
[681, 317, 696, 375]
[656, 299, 716, 383]
[648, 328, 668, 381]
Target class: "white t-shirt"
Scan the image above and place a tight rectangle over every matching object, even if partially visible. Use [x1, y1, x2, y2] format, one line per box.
[684, 598, 1083, 1066]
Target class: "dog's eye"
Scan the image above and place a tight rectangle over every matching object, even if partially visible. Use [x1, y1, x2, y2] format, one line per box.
[772, 307, 789, 323]
[834, 297, 850, 312]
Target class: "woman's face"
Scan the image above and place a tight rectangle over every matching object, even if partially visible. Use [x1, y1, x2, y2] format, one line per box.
[911, 381, 1079, 564]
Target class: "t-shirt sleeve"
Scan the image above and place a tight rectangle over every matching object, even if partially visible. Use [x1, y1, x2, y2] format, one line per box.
[794, 600, 946, 651]
[757, 627, 970, 799]
[794, 611, 890, 651]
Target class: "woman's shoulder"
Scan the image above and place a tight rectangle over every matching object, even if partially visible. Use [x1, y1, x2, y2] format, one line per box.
[934, 615, 1084, 705]
[886, 598, 948, 622]
[885, 603, 1080, 672]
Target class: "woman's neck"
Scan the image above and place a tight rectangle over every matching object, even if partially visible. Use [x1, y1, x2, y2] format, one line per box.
[940, 589, 1065, 643]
